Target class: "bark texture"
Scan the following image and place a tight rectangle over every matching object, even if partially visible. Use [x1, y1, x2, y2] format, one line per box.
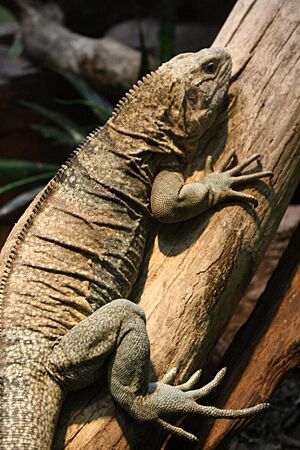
[53, 0, 300, 448]
[197, 220, 300, 450]
[18, 2, 142, 95]
[213, 205, 300, 362]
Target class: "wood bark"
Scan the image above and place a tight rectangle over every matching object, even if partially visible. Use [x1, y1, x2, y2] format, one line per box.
[212, 204, 300, 363]
[167, 218, 300, 449]
[16, 1, 142, 95]
[51, 0, 300, 448]
[197, 220, 300, 449]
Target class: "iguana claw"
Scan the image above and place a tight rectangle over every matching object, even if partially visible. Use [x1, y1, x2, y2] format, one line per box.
[202, 151, 273, 207]
[124, 367, 269, 442]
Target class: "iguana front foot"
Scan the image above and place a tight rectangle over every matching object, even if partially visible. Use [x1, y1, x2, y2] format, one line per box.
[203, 150, 273, 207]
[151, 149, 273, 223]
[111, 366, 269, 443]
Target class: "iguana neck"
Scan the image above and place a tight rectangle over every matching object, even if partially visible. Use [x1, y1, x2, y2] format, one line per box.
[106, 119, 186, 159]
[106, 68, 187, 159]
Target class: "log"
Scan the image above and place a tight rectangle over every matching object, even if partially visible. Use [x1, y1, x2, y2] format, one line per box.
[50, 0, 300, 448]
[198, 221, 300, 450]
[167, 219, 300, 449]
[212, 205, 300, 363]
[16, 1, 142, 95]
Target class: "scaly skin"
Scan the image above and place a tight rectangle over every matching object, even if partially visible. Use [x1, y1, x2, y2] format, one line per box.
[0, 48, 271, 449]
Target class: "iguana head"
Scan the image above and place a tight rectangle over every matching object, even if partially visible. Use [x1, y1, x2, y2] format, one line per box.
[108, 47, 232, 158]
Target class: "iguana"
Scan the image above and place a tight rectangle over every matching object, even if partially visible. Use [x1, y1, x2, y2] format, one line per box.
[0, 47, 272, 449]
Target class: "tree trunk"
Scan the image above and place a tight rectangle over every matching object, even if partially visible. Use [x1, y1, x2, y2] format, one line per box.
[53, 0, 300, 448]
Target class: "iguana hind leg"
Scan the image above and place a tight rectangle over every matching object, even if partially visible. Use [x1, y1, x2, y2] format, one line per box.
[47, 299, 268, 443]
[47, 299, 149, 391]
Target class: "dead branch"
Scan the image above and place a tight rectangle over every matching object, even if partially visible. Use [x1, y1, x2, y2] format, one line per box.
[15, 1, 143, 94]
[197, 221, 300, 449]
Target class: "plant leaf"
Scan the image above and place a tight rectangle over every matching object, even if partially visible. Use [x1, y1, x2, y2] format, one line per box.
[136, 18, 150, 78]
[0, 172, 56, 195]
[31, 124, 81, 146]
[9, 35, 24, 59]
[158, 0, 176, 65]
[56, 71, 113, 121]
[0, 185, 43, 218]
[0, 159, 59, 181]
[20, 100, 85, 143]
[0, 5, 16, 24]
[55, 99, 111, 123]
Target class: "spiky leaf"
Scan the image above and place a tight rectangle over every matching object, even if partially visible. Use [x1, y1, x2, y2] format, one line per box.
[0, 159, 59, 181]
[56, 71, 113, 121]
[0, 185, 44, 218]
[21, 101, 85, 143]
[0, 172, 56, 195]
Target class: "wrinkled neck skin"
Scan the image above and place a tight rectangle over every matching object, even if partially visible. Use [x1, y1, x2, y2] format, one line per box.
[106, 97, 188, 160]
[107, 98, 221, 165]
[107, 119, 186, 159]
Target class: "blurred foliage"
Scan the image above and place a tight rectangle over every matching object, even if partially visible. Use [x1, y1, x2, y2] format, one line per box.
[21, 100, 87, 146]
[0, 159, 58, 182]
[0, 172, 57, 195]
[0, 159, 58, 197]
[158, 0, 176, 64]
[56, 71, 113, 122]
[0, 5, 23, 58]
[0, 159, 58, 217]
[8, 35, 24, 59]
[0, 5, 16, 24]
[0, 73, 113, 216]
[21, 71, 113, 147]
[137, 18, 150, 78]
[0, 185, 43, 218]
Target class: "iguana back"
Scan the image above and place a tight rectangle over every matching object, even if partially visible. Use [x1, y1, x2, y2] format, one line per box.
[1, 126, 160, 335]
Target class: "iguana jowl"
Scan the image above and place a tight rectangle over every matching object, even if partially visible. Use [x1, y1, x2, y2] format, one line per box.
[0, 48, 272, 448]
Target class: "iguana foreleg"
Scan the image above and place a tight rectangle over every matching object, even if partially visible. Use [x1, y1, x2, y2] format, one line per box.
[151, 151, 273, 223]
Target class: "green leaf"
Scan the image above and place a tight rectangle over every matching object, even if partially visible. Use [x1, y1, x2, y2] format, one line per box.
[0, 172, 56, 195]
[0, 5, 16, 24]
[55, 99, 111, 123]
[136, 19, 150, 78]
[0, 159, 59, 181]
[20, 100, 85, 143]
[9, 35, 24, 59]
[56, 71, 113, 121]
[31, 124, 81, 146]
[0, 185, 44, 218]
[158, 0, 176, 65]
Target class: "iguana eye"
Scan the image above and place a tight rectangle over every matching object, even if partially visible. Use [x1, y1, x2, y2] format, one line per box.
[203, 61, 217, 74]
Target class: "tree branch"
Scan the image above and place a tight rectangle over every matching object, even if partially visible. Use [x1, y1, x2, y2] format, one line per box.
[16, 1, 143, 94]
[197, 221, 300, 449]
